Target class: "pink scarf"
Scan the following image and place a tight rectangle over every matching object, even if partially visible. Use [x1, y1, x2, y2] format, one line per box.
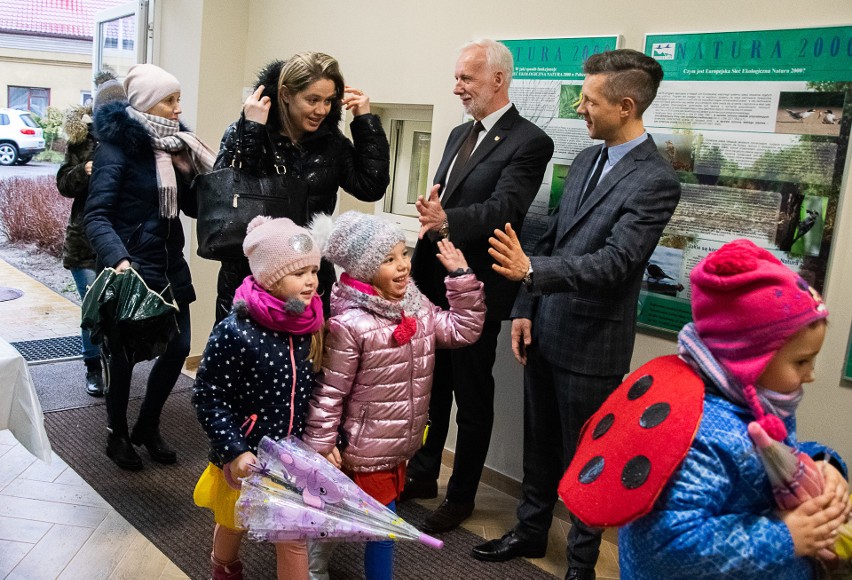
[234, 276, 324, 334]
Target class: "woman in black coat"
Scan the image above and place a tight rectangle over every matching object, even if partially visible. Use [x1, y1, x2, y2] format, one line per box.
[211, 52, 390, 322]
[85, 64, 215, 470]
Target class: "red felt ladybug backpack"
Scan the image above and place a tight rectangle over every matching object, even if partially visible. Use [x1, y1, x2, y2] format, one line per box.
[558, 355, 704, 527]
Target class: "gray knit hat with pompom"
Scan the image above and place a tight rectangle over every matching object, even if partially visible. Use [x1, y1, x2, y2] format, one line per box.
[320, 211, 406, 282]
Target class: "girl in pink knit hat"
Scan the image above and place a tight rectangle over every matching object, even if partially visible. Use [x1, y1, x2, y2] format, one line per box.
[618, 239, 850, 579]
[192, 216, 325, 580]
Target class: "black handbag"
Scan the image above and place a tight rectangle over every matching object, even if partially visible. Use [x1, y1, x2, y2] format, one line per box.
[194, 119, 307, 260]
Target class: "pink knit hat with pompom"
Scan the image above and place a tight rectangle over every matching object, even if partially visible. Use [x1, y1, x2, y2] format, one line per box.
[242, 216, 321, 290]
[690, 239, 827, 440]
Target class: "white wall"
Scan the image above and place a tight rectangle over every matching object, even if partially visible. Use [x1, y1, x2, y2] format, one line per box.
[162, 0, 852, 478]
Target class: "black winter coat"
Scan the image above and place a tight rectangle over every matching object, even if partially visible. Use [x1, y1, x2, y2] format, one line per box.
[192, 302, 317, 466]
[85, 101, 197, 304]
[56, 105, 97, 270]
[213, 60, 390, 221]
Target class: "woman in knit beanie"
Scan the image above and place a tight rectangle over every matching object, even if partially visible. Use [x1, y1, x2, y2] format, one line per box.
[85, 63, 215, 471]
[193, 216, 324, 580]
[619, 239, 849, 579]
[302, 211, 486, 579]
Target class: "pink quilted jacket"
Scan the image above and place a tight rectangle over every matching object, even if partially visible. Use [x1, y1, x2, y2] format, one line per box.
[303, 273, 485, 472]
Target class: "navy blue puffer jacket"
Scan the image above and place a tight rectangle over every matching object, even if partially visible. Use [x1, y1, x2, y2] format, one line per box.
[85, 101, 197, 304]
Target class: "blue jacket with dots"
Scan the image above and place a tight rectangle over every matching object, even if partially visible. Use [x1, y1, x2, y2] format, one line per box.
[619, 392, 846, 580]
[192, 302, 317, 467]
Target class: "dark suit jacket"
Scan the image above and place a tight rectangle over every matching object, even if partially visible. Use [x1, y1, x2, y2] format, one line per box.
[412, 105, 554, 320]
[513, 135, 681, 375]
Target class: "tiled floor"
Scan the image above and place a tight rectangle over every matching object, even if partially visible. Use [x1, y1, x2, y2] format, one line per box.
[0, 256, 619, 579]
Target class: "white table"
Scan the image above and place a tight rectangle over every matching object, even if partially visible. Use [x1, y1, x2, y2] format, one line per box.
[0, 337, 52, 462]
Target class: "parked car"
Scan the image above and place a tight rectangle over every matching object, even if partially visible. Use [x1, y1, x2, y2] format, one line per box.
[0, 108, 45, 166]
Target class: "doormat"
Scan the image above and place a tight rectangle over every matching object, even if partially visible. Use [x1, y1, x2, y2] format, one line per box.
[9, 335, 82, 364]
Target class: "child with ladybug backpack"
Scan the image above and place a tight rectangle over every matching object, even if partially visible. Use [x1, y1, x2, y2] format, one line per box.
[563, 239, 850, 579]
[192, 216, 326, 580]
[302, 211, 485, 579]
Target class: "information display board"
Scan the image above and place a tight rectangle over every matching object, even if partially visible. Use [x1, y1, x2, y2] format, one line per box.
[636, 26, 852, 334]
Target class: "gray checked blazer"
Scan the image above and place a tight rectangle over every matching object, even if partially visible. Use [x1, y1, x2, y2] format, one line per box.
[512, 135, 681, 376]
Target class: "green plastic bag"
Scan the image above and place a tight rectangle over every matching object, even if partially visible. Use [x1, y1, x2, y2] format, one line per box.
[81, 267, 179, 366]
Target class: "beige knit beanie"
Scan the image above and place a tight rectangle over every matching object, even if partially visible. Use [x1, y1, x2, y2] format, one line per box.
[123, 63, 181, 112]
[243, 216, 321, 290]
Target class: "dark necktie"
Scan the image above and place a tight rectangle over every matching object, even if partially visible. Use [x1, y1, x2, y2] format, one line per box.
[580, 147, 609, 205]
[446, 121, 484, 191]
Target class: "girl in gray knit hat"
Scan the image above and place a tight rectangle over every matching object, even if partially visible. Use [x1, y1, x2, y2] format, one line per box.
[303, 211, 486, 578]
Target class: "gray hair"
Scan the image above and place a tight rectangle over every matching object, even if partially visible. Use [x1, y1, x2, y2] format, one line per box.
[462, 38, 514, 86]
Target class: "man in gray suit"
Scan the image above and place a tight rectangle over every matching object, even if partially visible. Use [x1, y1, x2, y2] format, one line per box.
[478, 49, 681, 580]
[404, 38, 554, 534]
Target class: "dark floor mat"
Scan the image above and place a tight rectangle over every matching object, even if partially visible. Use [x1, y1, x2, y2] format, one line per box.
[10, 335, 81, 363]
[29, 358, 191, 412]
[43, 389, 556, 579]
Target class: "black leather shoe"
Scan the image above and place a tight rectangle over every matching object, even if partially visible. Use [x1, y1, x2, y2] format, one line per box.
[399, 477, 438, 502]
[566, 567, 596, 580]
[471, 530, 547, 562]
[106, 433, 143, 471]
[130, 425, 177, 464]
[421, 499, 475, 533]
[85, 370, 104, 397]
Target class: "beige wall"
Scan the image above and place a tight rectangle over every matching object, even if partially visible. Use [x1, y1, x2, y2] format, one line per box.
[162, 0, 852, 477]
[0, 48, 93, 111]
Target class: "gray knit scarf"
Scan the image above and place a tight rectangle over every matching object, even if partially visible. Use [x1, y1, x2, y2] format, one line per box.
[333, 278, 424, 321]
[126, 107, 216, 218]
[678, 322, 803, 418]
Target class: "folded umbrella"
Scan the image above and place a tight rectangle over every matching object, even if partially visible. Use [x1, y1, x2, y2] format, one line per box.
[748, 422, 851, 561]
[235, 436, 443, 549]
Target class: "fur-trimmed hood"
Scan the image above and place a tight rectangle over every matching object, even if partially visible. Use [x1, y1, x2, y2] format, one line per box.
[92, 100, 189, 155]
[62, 104, 93, 145]
[253, 59, 343, 136]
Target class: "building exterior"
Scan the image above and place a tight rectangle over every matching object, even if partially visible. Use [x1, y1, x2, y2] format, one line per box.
[0, 0, 128, 116]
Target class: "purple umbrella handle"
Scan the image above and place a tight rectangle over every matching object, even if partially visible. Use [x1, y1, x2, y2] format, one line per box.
[419, 533, 443, 549]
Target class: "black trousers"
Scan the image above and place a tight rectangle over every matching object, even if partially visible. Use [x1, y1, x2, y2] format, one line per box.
[105, 303, 192, 435]
[514, 344, 621, 570]
[406, 318, 502, 504]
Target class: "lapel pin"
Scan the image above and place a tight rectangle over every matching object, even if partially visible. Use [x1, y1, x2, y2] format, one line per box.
[494, 136, 501, 141]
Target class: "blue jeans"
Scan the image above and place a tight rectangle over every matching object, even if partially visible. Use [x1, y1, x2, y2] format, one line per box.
[70, 267, 100, 361]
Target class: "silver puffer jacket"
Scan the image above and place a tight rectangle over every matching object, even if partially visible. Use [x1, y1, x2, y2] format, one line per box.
[303, 274, 485, 472]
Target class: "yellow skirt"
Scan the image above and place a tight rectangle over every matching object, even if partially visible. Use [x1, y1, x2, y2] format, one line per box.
[194, 463, 243, 529]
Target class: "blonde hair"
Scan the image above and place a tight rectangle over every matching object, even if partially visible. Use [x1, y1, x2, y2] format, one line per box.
[277, 52, 345, 140]
[309, 327, 325, 372]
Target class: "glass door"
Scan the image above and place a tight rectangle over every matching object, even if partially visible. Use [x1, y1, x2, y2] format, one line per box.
[92, 1, 151, 80]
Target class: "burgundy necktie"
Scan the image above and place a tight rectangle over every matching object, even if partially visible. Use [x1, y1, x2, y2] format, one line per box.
[445, 121, 484, 191]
